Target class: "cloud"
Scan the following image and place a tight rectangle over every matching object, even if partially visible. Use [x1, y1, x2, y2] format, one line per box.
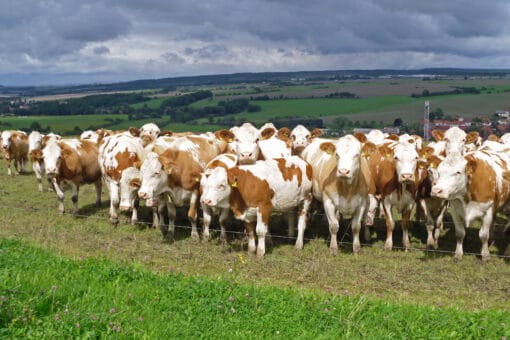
[1, 0, 510, 86]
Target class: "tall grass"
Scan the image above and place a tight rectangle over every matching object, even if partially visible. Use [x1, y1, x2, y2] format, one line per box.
[1, 238, 508, 338]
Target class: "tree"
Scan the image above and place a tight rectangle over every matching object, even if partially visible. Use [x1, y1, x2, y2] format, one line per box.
[393, 118, 403, 126]
[30, 121, 42, 131]
[429, 108, 444, 120]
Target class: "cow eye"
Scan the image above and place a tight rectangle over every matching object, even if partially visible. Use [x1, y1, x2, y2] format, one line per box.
[234, 138, 239, 142]
[394, 156, 399, 161]
[456, 171, 462, 175]
[218, 184, 226, 190]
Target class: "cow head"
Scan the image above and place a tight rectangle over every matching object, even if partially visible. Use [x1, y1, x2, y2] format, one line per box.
[320, 135, 362, 181]
[230, 123, 261, 165]
[393, 142, 419, 183]
[430, 155, 469, 200]
[119, 167, 141, 211]
[42, 140, 65, 176]
[290, 125, 323, 155]
[444, 126, 467, 158]
[138, 152, 168, 207]
[200, 167, 231, 208]
[1, 131, 12, 150]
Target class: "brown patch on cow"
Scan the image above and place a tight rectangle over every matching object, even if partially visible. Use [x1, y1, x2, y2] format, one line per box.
[310, 128, 323, 139]
[159, 149, 203, 191]
[128, 126, 140, 137]
[160, 130, 173, 136]
[105, 150, 140, 180]
[320, 142, 336, 155]
[29, 149, 43, 162]
[215, 129, 235, 143]
[58, 141, 101, 185]
[361, 142, 376, 158]
[277, 127, 291, 142]
[306, 162, 313, 181]
[387, 134, 399, 141]
[378, 144, 394, 159]
[206, 159, 229, 171]
[465, 155, 496, 203]
[466, 131, 480, 144]
[353, 132, 367, 143]
[129, 178, 141, 188]
[227, 167, 273, 225]
[431, 129, 444, 142]
[487, 134, 499, 142]
[260, 127, 276, 140]
[275, 158, 303, 185]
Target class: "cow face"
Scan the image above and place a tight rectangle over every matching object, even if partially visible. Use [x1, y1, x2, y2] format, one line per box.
[28, 131, 43, 152]
[139, 123, 161, 147]
[393, 142, 419, 183]
[119, 167, 141, 211]
[430, 156, 468, 200]
[1, 131, 12, 150]
[444, 126, 467, 157]
[200, 167, 231, 208]
[321, 135, 362, 181]
[290, 125, 322, 155]
[230, 123, 260, 165]
[42, 140, 63, 176]
[138, 152, 168, 206]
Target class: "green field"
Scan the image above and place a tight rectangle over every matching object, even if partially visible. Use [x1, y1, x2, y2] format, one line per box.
[0, 158, 508, 337]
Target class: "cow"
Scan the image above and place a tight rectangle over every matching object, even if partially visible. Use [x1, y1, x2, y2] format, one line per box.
[0, 130, 29, 176]
[137, 131, 231, 240]
[367, 141, 420, 251]
[99, 132, 145, 225]
[228, 122, 261, 165]
[432, 127, 479, 158]
[226, 156, 313, 256]
[28, 131, 60, 192]
[302, 134, 374, 254]
[431, 150, 510, 261]
[129, 123, 164, 147]
[42, 138, 102, 216]
[79, 130, 99, 144]
[289, 125, 323, 156]
[199, 153, 239, 242]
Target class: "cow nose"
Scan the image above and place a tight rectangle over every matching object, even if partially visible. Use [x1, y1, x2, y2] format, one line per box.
[201, 198, 212, 206]
[337, 169, 350, 176]
[240, 152, 253, 159]
[138, 191, 148, 199]
[401, 173, 413, 181]
[119, 205, 131, 211]
[431, 187, 442, 196]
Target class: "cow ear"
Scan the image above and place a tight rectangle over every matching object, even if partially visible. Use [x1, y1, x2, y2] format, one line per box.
[387, 134, 399, 141]
[361, 142, 376, 157]
[466, 131, 480, 144]
[41, 135, 50, 149]
[431, 129, 444, 142]
[418, 146, 434, 159]
[319, 142, 336, 155]
[129, 178, 141, 189]
[310, 128, 323, 139]
[215, 129, 235, 143]
[133, 161, 142, 170]
[353, 132, 367, 143]
[260, 127, 276, 140]
[277, 127, 291, 142]
[417, 160, 427, 169]
[503, 170, 510, 182]
[379, 145, 394, 158]
[160, 130, 173, 137]
[129, 126, 140, 137]
[62, 148, 72, 158]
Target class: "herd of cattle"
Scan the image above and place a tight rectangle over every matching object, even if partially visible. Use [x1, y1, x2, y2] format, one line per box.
[1, 123, 510, 261]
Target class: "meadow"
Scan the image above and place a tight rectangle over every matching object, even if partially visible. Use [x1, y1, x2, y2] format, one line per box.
[0, 159, 509, 337]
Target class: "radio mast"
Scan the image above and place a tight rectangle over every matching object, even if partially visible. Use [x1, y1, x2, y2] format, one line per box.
[424, 101, 430, 141]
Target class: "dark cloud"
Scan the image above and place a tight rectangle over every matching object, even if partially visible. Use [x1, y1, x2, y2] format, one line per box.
[1, 0, 509, 85]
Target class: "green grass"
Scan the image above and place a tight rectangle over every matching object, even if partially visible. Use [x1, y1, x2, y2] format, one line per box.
[1, 238, 509, 338]
[130, 97, 167, 110]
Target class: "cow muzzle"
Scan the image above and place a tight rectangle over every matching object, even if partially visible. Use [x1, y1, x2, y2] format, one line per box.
[399, 173, 414, 183]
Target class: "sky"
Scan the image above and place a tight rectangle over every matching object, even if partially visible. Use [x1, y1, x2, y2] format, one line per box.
[1, 0, 510, 86]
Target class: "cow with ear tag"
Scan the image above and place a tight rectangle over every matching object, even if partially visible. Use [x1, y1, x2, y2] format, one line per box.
[289, 125, 323, 156]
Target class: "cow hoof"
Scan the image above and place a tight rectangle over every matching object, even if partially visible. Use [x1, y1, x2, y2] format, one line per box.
[110, 217, 119, 226]
[383, 245, 392, 251]
[453, 255, 462, 262]
[330, 248, 338, 256]
[130, 219, 138, 226]
[481, 255, 490, 264]
[191, 232, 200, 242]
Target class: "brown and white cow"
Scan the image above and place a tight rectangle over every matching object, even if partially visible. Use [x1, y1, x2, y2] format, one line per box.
[99, 132, 145, 225]
[289, 125, 323, 156]
[129, 123, 163, 147]
[199, 153, 239, 242]
[42, 138, 102, 215]
[302, 134, 374, 254]
[431, 150, 510, 261]
[367, 141, 420, 251]
[226, 156, 313, 256]
[137, 131, 230, 240]
[0, 130, 29, 176]
[28, 131, 60, 191]
[228, 122, 262, 165]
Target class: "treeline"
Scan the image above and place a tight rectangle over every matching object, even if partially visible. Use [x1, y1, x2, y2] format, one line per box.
[166, 98, 261, 123]
[411, 87, 481, 98]
[13, 93, 149, 116]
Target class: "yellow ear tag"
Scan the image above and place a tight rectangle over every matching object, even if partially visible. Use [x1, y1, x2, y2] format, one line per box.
[430, 163, 436, 169]
[231, 181, 238, 188]
[419, 163, 425, 169]
[386, 153, 391, 158]
[228, 138, 234, 143]
[195, 177, 200, 182]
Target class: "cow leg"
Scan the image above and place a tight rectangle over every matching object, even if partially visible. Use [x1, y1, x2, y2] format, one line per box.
[6, 159, 12, 176]
[32, 162, 43, 192]
[324, 198, 339, 255]
[295, 193, 312, 250]
[450, 200, 466, 261]
[188, 190, 200, 242]
[201, 204, 213, 242]
[70, 182, 79, 216]
[165, 202, 176, 241]
[479, 209, 493, 262]
[286, 211, 296, 238]
[108, 181, 120, 225]
[218, 208, 229, 244]
[13, 159, 20, 176]
[364, 194, 378, 226]
[401, 208, 412, 251]
[256, 205, 272, 257]
[351, 205, 365, 254]
[245, 221, 256, 254]
[382, 200, 394, 251]
[52, 178, 65, 215]
[94, 180, 102, 207]
[131, 199, 139, 225]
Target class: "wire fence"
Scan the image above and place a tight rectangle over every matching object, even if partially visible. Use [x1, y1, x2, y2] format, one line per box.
[2, 199, 509, 260]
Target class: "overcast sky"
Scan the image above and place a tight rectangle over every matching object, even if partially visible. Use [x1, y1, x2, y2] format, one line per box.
[1, 0, 510, 86]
